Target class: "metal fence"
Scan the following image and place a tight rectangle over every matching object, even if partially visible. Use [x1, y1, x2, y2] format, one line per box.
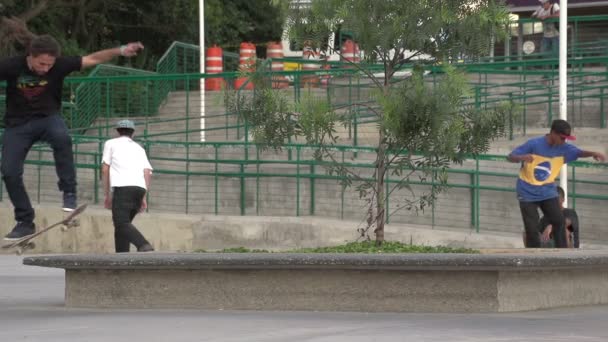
[12, 138, 608, 241]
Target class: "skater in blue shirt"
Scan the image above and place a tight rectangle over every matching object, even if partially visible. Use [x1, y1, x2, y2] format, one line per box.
[508, 119, 604, 248]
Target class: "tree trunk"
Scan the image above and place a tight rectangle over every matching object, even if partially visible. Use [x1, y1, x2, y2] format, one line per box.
[373, 80, 391, 246]
[374, 130, 386, 246]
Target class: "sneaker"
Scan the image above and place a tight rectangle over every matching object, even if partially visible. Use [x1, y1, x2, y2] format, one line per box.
[62, 192, 77, 212]
[137, 243, 155, 252]
[4, 221, 36, 241]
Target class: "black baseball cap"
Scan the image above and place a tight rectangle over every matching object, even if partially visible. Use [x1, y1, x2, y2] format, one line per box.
[551, 119, 576, 141]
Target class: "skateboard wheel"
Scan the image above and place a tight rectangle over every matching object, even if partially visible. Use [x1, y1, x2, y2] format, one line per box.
[61, 225, 69, 232]
[16, 248, 23, 256]
[27, 242, 36, 250]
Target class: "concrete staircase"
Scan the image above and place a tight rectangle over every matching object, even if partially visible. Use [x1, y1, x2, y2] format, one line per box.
[7, 75, 608, 246]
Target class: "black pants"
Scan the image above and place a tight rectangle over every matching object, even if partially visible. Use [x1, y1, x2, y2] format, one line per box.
[112, 186, 150, 253]
[1, 115, 76, 222]
[520, 197, 567, 248]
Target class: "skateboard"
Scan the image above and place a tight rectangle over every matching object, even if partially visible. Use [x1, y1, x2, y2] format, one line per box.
[2, 204, 88, 255]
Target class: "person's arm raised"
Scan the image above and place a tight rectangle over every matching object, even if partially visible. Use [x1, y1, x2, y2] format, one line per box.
[81, 42, 144, 69]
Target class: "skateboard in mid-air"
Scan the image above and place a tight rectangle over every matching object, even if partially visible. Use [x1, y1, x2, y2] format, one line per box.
[2, 204, 87, 255]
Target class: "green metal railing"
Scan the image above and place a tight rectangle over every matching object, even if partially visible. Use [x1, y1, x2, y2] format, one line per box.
[71, 64, 158, 133]
[13, 138, 608, 236]
[156, 41, 240, 93]
[0, 55, 602, 145]
[21, 52, 592, 146]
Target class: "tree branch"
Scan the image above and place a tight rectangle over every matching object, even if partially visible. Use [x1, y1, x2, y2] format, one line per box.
[19, 0, 50, 22]
[326, 45, 385, 90]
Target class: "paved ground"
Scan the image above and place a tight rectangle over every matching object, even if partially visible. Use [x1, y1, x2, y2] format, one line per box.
[2, 255, 608, 342]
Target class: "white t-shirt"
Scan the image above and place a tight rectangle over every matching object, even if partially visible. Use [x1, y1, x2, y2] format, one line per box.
[533, 3, 560, 38]
[102, 136, 153, 190]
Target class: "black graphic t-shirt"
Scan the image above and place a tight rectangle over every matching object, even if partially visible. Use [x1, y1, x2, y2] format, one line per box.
[0, 56, 82, 127]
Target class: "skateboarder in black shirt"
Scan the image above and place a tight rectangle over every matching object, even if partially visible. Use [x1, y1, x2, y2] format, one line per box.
[0, 33, 143, 240]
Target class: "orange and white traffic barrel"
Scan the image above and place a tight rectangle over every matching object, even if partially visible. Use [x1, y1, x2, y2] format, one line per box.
[234, 42, 256, 90]
[301, 44, 320, 88]
[319, 57, 331, 88]
[205, 45, 224, 91]
[267, 42, 288, 89]
[340, 39, 357, 68]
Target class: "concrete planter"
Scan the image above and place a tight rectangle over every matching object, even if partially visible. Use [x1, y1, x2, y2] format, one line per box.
[24, 251, 608, 312]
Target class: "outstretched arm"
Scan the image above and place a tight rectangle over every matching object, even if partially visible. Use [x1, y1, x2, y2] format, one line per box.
[81, 42, 144, 69]
[102, 163, 112, 209]
[578, 150, 606, 161]
[144, 168, 152, 190]
[140, 168, 153, 212]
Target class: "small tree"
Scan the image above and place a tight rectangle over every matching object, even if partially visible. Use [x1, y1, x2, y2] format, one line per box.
[228, 0, 514, 245]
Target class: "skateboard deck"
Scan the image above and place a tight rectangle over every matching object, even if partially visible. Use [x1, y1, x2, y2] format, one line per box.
[2, 203, 88, 255]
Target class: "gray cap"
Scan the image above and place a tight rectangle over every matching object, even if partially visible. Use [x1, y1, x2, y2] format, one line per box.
[116, 119, 135, 130]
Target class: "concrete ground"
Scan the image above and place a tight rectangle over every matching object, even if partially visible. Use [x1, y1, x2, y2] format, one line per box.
[2, 255, 608, 342]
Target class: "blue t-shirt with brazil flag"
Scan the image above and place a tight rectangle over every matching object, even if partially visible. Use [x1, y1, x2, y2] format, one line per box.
[511, 136, 581, 202]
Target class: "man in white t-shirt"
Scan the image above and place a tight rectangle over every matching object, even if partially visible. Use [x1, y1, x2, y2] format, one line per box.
[102, 119, 154, 252]
[532, 0, 560, 57]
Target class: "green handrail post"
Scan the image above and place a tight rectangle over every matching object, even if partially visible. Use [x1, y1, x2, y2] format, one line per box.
[144, 141, 151, 212]
[571, 165, 576, 210]
[244, 122, 249, 162]
[310, 155, 315, 216]
[214, 144, 219, 215]
[186, 75, 190, 143]
[93, 152, 99, 204]
[484, 73, 489, 109]
[431, 168, 437, 228]
[471, 158, 481, 233]
[508, 92, 514, 140]
[341, 149, 345, 220]
[225, 100, 229, 140]
[240, 162, 246, 216]
[287, 113, 292, 161]
[548, 86, 553, 126]
[601, 87, 605, 128]
[353, 103, 358, 148]
[469, 172, 475, 231]
[348, 75, 353, 139]
[522, 60, 527, 136]
[256, 147, 260, 215]
[105, 80, 110, 136]
[185, 141, 190, 214]
[296, 146, 301, 217]
[356, 74, 362, 145]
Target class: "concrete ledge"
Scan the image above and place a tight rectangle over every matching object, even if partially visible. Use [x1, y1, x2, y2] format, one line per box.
[23, 251, 608, 312]
[0, 204, 540, 255]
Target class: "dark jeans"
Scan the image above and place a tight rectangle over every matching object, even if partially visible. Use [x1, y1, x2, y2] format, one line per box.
[520, 197, 567, 248]
[541, 37, 559, 57]
[112, 186, 150, 253]
[1, 115, 76, 222]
